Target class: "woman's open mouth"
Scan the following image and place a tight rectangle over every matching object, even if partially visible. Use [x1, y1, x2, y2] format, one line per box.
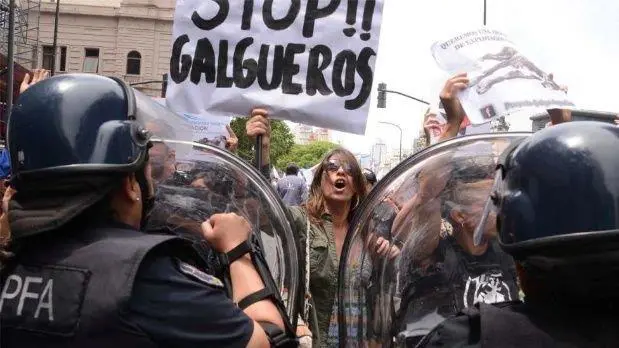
[334, 179, 346, 190]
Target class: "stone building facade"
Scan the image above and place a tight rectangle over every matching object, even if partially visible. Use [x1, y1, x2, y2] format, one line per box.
[34, 0, 175, 96]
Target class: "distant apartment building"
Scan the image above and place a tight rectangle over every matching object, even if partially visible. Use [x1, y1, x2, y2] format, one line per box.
[293, 124, 331, 145]
[33, 0, 175, 97]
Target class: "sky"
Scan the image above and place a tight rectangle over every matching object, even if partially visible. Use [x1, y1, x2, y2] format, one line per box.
[321, 0, 619, 155]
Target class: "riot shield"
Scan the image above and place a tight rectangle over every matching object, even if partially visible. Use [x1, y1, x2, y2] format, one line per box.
[338, 133, 530, 347]
[132, 90, 300, 322]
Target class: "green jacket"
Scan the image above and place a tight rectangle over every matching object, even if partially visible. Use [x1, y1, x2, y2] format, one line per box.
[288, 206, 338, 348]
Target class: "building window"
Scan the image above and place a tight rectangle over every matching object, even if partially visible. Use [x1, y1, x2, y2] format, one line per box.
[42, 45, 68, 72]
[59, 46, 67, 72]
[83, 48, 100, 73]
[126, 51, 141, 75]
[42, 46, 54, 71]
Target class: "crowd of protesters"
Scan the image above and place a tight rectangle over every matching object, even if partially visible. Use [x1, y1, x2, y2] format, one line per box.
[1, 57, 618, 348]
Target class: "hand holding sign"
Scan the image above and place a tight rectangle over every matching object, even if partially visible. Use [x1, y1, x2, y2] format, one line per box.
[246, 108, 271, 163]
[439, 73, 469, 139]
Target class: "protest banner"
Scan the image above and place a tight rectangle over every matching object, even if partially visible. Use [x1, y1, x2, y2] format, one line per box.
[431, 28, 575, 124]
[153, 98, 232, 149]
[166, 0, 384, 135]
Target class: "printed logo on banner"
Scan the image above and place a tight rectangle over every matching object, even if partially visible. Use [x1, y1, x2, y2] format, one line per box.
[166, 0, 385, 135]
[480, 104, 497, 119]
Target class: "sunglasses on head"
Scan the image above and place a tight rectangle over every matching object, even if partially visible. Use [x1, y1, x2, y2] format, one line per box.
[325, 159, 353, 175]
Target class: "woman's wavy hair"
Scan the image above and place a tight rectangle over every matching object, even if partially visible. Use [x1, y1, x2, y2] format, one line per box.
[304, 147, 368, 225]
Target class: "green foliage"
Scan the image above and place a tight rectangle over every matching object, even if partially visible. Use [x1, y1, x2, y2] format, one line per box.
[229, 117, 295, 166]
[276, 141, 340, 170]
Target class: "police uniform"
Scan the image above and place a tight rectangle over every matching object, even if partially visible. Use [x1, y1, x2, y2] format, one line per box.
[418, 301, 619, 348]
[417, 122, 619, 348]
[1, 223, 254, 347]
[0, 74, 266, 347]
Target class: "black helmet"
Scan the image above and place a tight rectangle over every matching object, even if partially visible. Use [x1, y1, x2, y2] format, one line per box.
[7, 74, 180, 238]
[9, 74, 151, 182]
[494, 121, 619, 259]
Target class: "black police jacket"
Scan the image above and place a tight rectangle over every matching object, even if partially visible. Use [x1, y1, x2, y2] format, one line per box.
[417, 300, 619, 348]
[0, 223, 194, 347]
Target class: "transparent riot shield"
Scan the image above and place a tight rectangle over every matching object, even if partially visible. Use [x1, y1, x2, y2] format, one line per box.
[338, 133, 530, 347]
[146, 140, 300, 322]
[131, 90, 300, 322]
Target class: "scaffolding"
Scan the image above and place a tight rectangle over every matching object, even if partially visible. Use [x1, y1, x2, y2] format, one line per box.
[0, 0, 41, 69]
[0, 0, 41, 139]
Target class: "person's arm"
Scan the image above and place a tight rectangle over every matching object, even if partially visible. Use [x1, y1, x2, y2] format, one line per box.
[126, 252, 260, 348]
[390, 195, 442, 264]
[390, 157, 452, 262]
[284, 206, 313, 339]
[202, 214, 285, 333]
[129, 214, 288, 348]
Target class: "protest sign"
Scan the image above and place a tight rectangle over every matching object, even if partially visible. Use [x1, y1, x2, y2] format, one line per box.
[153, 98, 232, 149]
[462, 121, 492, 135]
[166, 0, 384, 135]
[431, 28, 574, 124]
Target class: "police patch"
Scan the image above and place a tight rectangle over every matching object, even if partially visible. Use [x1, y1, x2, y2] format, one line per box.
[175, 259, 224, 288]
[0, 264, 90, 336]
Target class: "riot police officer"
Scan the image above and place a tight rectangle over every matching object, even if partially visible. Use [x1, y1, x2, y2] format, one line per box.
[0, 74, 295, 347]
[417, 121, 619, 347]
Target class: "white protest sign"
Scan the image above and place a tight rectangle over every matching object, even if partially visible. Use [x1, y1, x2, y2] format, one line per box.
[431, 28, 574, 125]
[166, 0, 384, 135]
[153, 98, 231, 149]
[462, 122, 492, 135]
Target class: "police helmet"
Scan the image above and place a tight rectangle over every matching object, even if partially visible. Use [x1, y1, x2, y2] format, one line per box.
[494, 121, 619, 258]
[8, 74, 150, 182]
[6, 74, 178, 239]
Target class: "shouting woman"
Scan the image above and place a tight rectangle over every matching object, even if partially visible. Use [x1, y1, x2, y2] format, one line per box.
[247, 109, 396, 347]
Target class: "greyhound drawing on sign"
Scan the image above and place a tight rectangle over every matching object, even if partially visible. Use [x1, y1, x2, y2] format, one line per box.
[470, 47, 562, 94]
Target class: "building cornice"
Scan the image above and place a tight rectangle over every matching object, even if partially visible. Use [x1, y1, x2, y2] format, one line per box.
[38, 2, 174, 21]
